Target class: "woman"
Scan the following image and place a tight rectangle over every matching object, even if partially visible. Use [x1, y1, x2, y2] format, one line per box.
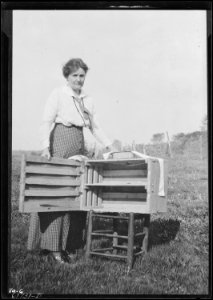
[27, 58, 115, 264]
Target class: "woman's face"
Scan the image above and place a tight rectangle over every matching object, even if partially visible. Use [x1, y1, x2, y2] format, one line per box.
[67, 67, 86, 93]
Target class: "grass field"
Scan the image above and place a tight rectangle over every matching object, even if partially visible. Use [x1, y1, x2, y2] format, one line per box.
[9, 151, 209, 295]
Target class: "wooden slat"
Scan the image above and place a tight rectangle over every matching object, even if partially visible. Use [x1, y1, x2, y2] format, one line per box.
[92, 248, 113, 253]
[113, 245, 128, 250]
[102, 192, 147, 200]
[127, 213, 134, 269]
[19, 154, 26, 212]
[25, 177, 81, 186]
[25, 189, 79, 197]
[91, 232, 128, 239]
[103, 169, 147, 177]
[23, 198, 80, 212]
[135, 232, 146, 238]
[92, 214, 129, 220]
[26, 165, 79, 176]
[26, 155, 81, 166]
[97, 167, 103, 207]
[85, 210, 93, 259]
[90, 252, 127, 260]
[92, 167, 98, 207]
[102, 200, 147, 205]
[86, 167, 93, 207]
[86, 181, 147, 187]
[104, 163, 147, 171]
[93, 230, 113, 233]
[87, 159, 146, 164]
[81, 165, 88, 208]
[97, 194, 102, 206]
[103, 177, 146, 182]
[97, 202, 149, 214]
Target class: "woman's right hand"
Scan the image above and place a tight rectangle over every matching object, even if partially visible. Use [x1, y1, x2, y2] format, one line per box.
[41, 147, 51, 160]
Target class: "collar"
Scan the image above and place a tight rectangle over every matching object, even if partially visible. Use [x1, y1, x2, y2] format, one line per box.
[62, 84, 87, 99]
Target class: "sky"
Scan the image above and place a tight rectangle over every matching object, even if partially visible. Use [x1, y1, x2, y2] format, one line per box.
[12, 10, 207, 150]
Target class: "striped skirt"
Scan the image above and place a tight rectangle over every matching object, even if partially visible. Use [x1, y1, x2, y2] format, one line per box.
[27, 123, 87, 252]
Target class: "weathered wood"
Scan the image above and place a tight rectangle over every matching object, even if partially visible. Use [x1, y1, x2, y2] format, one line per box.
[147, 159, 160, 212]
[86, 181, 147, 187]
[92, 214, 129, 220]
[26, 155, 81, 166]
[98, 167, 103, 183]
[102, 192, 147, 200]
[23, 198, 80, 212]
[81, 165, 88, 208]
[103, 169, 147, 177]
[96, 202, 150, 214]
[85, 210, 93, 259]
[19, 154, 26, 212]
[87, 158, 146, 164]
[85, 210, 151, 270]
[97, 167, 103, 206]
[91, 233, 128, 239]
[92, 248, 113, 252]
[93, 229, 113, 233]
[19, 155, 82, 213]
[141, 214, 150, 253]
[90, 252, 127, 260]
[24, 189, 79, 197]
[113, 245, 128, 250]
[102, 177, 147, 183]
[134, 232, 146, 238]
[104, 163, 147, 170]
[92, 167, 98, 206]
[25, 165, 79, 176]
[86, 167, 93, 207]
[20, 153, 167, 214]
[127, 213, 134, 271]
[25, 177, 81, 186]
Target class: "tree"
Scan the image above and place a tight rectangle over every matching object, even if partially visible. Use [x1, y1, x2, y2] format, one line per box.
[172, 132, 185, 141]
[200, 115, 207, 132]
[151, 133, 165, 144]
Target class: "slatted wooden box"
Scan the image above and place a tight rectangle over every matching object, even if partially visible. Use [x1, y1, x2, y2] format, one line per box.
[19, 153, 168, 214]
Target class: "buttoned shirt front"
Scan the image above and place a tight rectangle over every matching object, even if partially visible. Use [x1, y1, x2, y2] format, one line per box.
[40, 84, 111, 149]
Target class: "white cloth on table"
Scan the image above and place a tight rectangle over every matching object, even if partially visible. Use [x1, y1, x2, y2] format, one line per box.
[68, 155, 88, 162]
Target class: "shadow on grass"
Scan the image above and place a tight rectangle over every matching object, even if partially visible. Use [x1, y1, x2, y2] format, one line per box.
[148, 218, 180, 250]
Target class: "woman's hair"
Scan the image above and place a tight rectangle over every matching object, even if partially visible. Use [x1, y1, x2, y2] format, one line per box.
[62, 58, 89, 78]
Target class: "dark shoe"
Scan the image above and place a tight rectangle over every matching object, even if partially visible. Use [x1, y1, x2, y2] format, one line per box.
[39, 249, 50, 256]
[63, 250, 77, 262]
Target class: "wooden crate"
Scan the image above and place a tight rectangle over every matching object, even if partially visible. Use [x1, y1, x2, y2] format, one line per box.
[19, 153, 168, 214]
[82, 157, 168, 214]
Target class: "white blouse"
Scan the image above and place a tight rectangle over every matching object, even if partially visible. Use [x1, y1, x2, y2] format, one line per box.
[40, 84, 112, 149]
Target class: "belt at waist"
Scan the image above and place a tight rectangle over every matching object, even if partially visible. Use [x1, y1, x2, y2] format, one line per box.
[55, 122, 83, 129]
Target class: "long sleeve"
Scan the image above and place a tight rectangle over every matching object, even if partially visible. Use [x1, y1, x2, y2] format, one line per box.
[88, 103, 112, 148]
[40, 89, 58, 149]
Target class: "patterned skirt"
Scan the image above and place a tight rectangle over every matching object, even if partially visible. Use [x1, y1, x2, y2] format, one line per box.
[27, 123, 87, 252]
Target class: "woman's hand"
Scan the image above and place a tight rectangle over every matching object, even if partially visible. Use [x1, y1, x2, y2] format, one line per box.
[41, 147, 51, 160]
